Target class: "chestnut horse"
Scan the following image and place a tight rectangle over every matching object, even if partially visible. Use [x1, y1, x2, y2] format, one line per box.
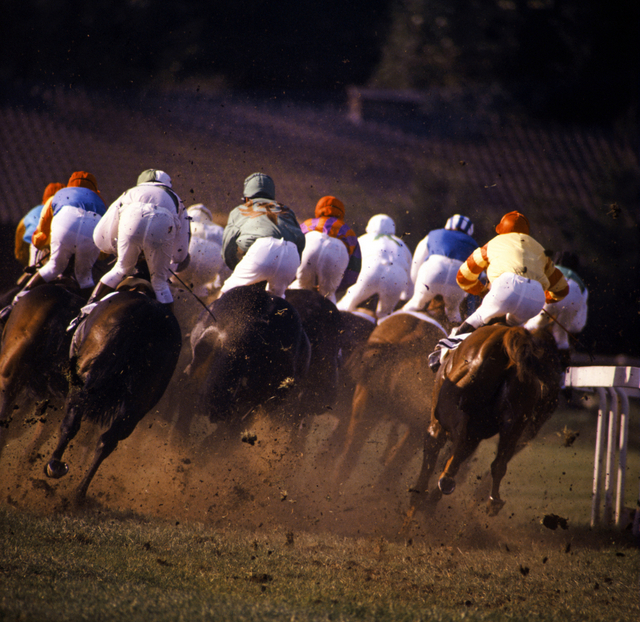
[330, 310, 446, 490]
[44, 289, 182, 502]
[407, 323, 562, 522]
[0, 282, 84, 461]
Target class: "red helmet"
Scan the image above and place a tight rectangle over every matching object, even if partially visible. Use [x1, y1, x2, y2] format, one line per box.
[495, 211, 530, 235]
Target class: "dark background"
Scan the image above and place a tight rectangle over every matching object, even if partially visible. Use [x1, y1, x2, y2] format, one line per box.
[2, 0, 636, 123]
[0, 0, 638, 358]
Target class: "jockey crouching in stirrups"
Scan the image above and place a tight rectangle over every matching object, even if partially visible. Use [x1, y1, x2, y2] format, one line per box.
[428, 211, 569, 371]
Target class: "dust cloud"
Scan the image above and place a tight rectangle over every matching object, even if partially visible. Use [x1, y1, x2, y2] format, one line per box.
[0, 292, 590, 550]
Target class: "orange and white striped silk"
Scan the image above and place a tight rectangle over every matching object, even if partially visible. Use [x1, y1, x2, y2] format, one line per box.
[457, 232, 569, 302]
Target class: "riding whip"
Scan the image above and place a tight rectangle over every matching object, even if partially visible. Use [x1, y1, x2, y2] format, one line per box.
[168, 267, 217, 322]
[542, 308, 594, 362]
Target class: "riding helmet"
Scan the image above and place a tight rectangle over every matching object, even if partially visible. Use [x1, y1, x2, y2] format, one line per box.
[445, 214, 474, 236]
[495, 211, 530, 235]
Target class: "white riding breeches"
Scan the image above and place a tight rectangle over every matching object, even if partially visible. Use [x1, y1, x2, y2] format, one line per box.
[524, 280, 588, 349]
[220, 236, 301, 298]
[38, 205, 102, 289]
[173, 235, 230, 297]
[336, 243, 411, 319]
[465, 272, 546, 328]
[289, 231, 349, 303]
[100, 204, 177, 304]
[403, 254, 466, 322]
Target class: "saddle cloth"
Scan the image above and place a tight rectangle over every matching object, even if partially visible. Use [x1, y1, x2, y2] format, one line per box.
[428, 332, 471, 372]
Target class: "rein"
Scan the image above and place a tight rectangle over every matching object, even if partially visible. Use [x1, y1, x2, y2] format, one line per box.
[542, 308, 594, 362]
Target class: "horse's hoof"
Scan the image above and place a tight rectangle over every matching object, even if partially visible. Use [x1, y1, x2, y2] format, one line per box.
[45, 460, 69, 479]
[438, 476, 456, 495]
[487, 496, 506, 516]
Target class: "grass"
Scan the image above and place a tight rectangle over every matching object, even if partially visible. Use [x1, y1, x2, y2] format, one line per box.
[0, 507, 638, 622]
[1, 397, 639, 621]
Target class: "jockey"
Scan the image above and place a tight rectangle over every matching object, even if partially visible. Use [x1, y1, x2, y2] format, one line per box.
[0, 172, 106, 323]
[336, 213, 412, 319]
[220, 172, 305, 298]
[88, 169, 190, 312]
[14, 182, 64, 267]
[524, 251, 588, 351]
[172, 204, 230, 296]
[289, 195, 362, 303]
[187, 204, 224, 244]
[404, 214, 478, 322]
[453, 211, 569, 335]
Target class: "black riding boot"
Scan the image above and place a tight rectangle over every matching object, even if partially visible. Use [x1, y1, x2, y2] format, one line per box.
[454, 321, 477, 335]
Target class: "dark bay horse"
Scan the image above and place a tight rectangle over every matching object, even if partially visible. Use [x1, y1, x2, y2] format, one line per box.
[44, 289, 182, 502]
[183, 284, 311, 430]
[0, 282, 85, 461]
[407, 323, 562, 522]
[283, 288, 343, 417]
[330, 311, 446, 490]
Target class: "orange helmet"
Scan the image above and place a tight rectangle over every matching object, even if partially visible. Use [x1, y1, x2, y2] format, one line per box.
[495, 211, 530, 235]
[67, 171, 99, 193]
[315, 196, 345, 220]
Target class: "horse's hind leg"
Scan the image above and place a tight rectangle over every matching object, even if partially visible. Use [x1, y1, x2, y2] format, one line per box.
[487, 414, 530, 516]
[45, 402, 83, 479]
[331, 384, 374, 490]
[75, 406, 142, 503]
[438, 430, 481, 496]
[404, 420, 447, 525]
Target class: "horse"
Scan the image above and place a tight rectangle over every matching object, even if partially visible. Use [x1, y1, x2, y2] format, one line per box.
[330, 310, 446, 491]
[182, 284, 311, 433]
[282, 289, 344, 418]
[44, 286, 182, 503]
[0, 281, 85, 463]
[406, 323, 562, 523]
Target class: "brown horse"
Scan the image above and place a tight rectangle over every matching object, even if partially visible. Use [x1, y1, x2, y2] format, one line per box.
[0, 282, 85, 462]
[44, 289, 182, 502]
[407, 323, 562, 522]
[330, 310, 446, 490]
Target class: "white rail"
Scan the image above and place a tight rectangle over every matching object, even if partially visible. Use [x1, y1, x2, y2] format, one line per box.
[564, 366, 639, 534]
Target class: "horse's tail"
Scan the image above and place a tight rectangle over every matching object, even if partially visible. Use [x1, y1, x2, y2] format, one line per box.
[502, 326, 545, 383]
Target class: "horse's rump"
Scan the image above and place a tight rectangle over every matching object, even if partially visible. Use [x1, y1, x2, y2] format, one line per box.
[347, 312, 445, 384]
[195, 285, 310, 422]
[71, 293, 181, 426]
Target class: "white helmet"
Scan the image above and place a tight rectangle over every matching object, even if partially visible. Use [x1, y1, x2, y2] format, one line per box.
[365, 214, 396, 236]
[187, 204, 213, 223]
